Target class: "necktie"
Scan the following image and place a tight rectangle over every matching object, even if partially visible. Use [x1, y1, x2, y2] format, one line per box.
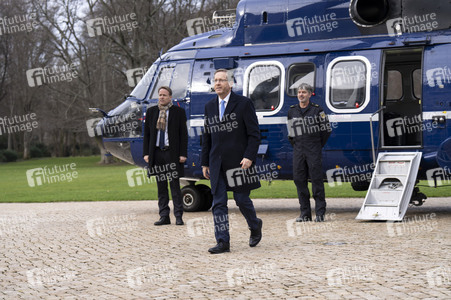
[159, 129, 165, 149]
[220, 100, 225, 120]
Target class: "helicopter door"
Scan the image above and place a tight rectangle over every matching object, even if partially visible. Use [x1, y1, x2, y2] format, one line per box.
[381, 49, 423, 148]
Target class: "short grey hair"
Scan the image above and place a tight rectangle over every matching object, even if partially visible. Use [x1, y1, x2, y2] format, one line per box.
[298, 83, 313, 94]
[214, 68, 234, 83]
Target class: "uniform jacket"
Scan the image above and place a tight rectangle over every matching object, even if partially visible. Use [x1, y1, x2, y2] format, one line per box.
[201, 91, 261, 193]
[287, 101, 331, 154]
[143, 104, 188, 177]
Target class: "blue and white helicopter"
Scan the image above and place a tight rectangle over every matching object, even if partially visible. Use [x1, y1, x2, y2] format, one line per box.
[90, 0, 451, 212]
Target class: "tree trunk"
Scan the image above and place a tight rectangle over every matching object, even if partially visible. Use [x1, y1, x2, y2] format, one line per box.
[99, 147, 114, 164]
[23, 131, 30, 159]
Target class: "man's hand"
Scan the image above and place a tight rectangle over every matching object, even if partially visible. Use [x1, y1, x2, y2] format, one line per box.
[240, 158, 252, 169]
[202, 166, 210, 179]
[179, 156, 187, 163]
[143, 155, 149, 163]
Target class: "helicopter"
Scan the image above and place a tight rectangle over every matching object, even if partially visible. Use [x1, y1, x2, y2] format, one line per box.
[89, 0, 451, 212]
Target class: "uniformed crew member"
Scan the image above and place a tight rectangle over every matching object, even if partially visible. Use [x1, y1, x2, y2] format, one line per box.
[287, 83, 331, 222]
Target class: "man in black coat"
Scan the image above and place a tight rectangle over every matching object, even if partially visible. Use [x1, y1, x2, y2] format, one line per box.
[288, 83, 331, 222]
[202, 69, 262, 254]
[143, 86, 188, 226]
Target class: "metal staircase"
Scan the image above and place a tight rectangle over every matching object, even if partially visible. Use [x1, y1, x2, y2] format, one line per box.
[356, 152, 422, 221]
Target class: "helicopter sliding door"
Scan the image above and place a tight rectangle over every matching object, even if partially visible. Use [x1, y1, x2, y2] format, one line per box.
[380, 48, 423, 148]
[324, 50, 381, 169]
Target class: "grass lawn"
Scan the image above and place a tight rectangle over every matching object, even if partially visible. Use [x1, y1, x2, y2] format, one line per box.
[0, 156, 449, 203]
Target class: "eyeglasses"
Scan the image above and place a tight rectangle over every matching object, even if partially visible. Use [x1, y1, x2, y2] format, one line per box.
[214, 79, 228, 83]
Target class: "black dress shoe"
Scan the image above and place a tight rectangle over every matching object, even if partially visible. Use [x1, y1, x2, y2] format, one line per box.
[176, 217, 184, 225]
[315, 215, 325, 222]
[208, 241, 230, 254]
[249, 218, 262, 247]
[154, 216, 170, 226]
[296, 215, 312, 222]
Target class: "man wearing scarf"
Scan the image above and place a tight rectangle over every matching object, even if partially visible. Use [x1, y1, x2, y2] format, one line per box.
[143, 86, 188, 226]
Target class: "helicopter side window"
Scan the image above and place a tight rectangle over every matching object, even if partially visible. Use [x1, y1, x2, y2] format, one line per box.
[326, 57, 371, 113]
[412, 69, 421, 99]
[287, 63, 315, 96]
[171, 63, 191, 99]
[386, 70, 403, 100]
[330, 60, 366, 109]
[246, 64, 282, 111]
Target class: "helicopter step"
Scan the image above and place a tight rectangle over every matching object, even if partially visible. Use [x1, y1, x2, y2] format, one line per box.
[356, 152, 422, 221]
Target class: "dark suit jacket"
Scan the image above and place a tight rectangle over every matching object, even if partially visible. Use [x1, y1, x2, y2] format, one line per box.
[143, 104, 188, 177]
[201, 91, 261, 193]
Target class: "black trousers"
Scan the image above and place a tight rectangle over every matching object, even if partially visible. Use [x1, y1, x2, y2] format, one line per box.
[154, 148, 183, 218]
[293, 151, 326, 218]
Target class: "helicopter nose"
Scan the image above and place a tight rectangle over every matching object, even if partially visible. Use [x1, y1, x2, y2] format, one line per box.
[89, 100, 144, 165]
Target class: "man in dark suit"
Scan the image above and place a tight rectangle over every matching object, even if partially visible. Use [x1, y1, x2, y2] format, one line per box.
[143, 86, 188, 226]
[202, 69, 262, 254]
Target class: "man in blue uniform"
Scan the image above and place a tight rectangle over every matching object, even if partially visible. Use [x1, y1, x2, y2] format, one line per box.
[288, 83, 331, 222]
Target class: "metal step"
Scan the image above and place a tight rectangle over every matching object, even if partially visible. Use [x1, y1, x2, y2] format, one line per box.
[356, 152, 422, 221]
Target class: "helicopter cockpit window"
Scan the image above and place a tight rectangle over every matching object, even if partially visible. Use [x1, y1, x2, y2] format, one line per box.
[287, 63, 315, 96]
[246, 64, 281, 111]
[150, 66, 174, 99]
[329, 60, 368, 110]
[130, 63, 158, 100]
[149, 63, 190, 99]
